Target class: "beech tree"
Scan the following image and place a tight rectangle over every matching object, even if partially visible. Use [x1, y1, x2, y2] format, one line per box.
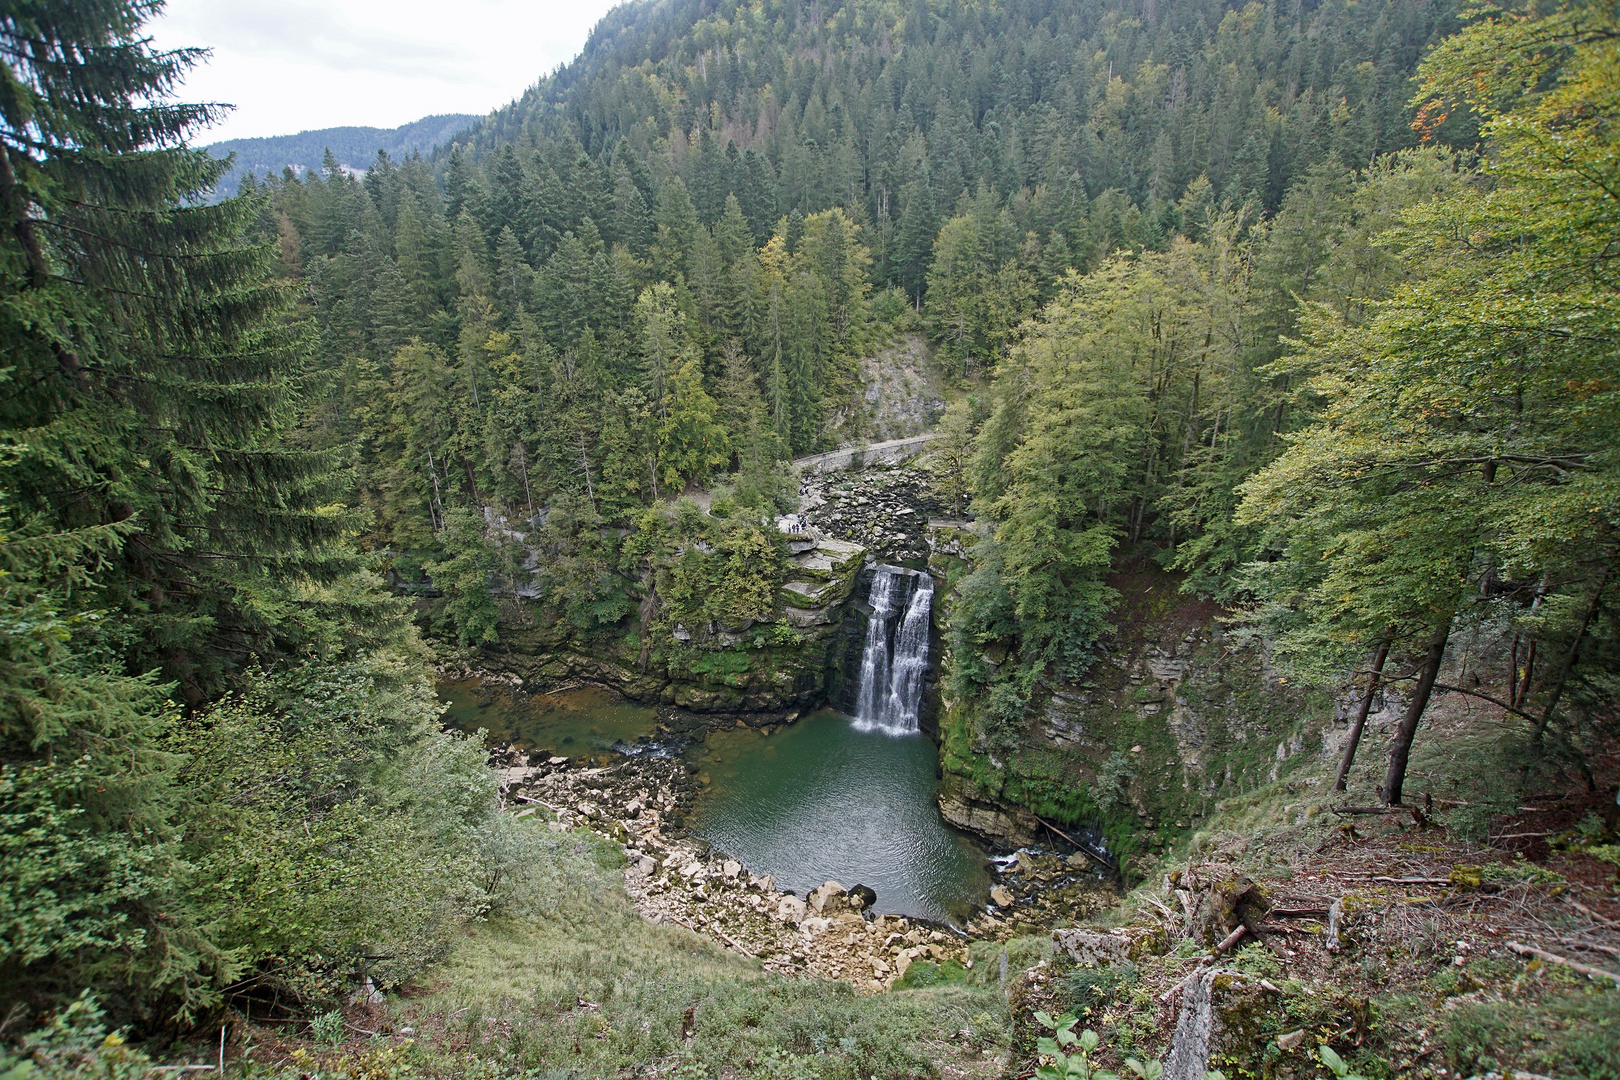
[1238, 0, 1620, 803]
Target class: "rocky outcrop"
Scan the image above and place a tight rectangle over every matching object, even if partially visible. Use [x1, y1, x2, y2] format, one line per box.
[937, 774, 1042, 847]
[470, 533, 868, 716]
[822, 335, 945, 447]
[930, 567, 1336, 872]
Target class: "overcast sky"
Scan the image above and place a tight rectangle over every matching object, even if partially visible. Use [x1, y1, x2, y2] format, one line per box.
[151, 0, 626, 144]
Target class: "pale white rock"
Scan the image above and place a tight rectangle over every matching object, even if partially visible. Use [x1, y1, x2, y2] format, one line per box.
[1052, 928, 1131, 967]
[808, 881, 848, 914]
[777, 895, 808, 924]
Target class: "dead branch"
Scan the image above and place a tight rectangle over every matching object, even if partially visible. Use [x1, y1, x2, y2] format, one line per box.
[1507, 940, 1620, 985]
[1037, 816, 1113, 871]
[1211, 925, 1248, 955]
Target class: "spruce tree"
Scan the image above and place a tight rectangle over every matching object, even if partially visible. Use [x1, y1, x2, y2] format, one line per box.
[0, 0, 391, 1019]
[0, 0, 379, 700]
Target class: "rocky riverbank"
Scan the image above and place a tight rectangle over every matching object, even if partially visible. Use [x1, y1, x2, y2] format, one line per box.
[800, 462, 940, 565]
[488, 739, 1117, 992]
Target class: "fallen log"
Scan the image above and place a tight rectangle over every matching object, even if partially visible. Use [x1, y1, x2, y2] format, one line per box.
[1211, 925, 1247, 956]
[1036, 816, 1114, 871]
[666, 914, 756, 958]
[1238, 906, 1290, 958]
[1557, 939, 1620, 960]
[511, 792, 565, 813]
[1507, 940, 1620, 986]
[1331, 805, 1428, 826]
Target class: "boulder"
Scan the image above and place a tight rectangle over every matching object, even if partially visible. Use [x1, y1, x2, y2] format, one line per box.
[847, 883, 878, 910]
[990, 885, 1015, 908]
[1053, 929, 1131, 967]
[777, 895, 808, 924]
[808, 880, 849, 915]
[1053, 925, 1171, 964]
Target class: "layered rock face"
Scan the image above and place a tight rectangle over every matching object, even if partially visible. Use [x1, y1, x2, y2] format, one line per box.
[930, 567, 1341, 874]
[822, 334, 945, 447]
[478, 532, 867, 714]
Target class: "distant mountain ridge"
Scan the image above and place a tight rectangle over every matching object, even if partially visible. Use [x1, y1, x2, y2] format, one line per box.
[204, 113, 479, 197]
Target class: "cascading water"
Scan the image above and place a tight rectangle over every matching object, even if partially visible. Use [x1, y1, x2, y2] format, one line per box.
[852, 567, 934, 735]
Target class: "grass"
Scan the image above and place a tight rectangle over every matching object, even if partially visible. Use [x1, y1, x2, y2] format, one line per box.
[257, 824, 1013, 1080]
[1442, 990, 1620, 1079]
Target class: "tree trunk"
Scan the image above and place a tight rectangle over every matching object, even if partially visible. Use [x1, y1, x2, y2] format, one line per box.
[1335, 634, 1391, 792]
[1535, 567, 1611, 741]
[1516, 638, 1537, 707]
[1381, 619, 1451, 807]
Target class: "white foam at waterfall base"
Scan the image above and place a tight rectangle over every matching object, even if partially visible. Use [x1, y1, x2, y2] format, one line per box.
[851, 567, 934, 736]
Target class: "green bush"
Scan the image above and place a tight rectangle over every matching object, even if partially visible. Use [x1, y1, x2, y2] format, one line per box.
[171, 652, 509, 1003]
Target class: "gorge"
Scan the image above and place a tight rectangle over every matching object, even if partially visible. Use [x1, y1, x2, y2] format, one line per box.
[445, 554, 990, 924]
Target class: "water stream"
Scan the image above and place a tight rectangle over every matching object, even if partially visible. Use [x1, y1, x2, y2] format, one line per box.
[852, 567, 934, 735]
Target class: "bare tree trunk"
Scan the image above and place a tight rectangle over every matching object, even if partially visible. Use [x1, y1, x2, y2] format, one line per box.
[1335, 633, 1391, 792]
[1535, 567, 1611, 741]
[1516, 638, 1537, 707]
[1513, 574, 1551, 706]
[1381, 619, 1451, 807]
[637, 574, 659, 673]
[425, 450, 445, 531]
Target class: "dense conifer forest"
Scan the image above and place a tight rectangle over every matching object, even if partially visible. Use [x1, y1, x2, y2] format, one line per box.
[2, 0, 1618, 1075]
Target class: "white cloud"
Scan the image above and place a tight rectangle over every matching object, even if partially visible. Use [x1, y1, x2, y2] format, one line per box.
[151, 0, 626, 142]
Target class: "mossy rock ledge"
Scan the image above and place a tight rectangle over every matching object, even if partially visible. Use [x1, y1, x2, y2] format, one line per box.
[473, 536, 869, 716]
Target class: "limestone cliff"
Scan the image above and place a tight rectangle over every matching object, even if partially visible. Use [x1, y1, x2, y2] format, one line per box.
[930, 559, 1343, 876]
[470, 535, 867, 715]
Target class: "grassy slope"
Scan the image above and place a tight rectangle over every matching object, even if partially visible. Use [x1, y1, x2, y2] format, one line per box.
[238, 829, 1015, 1080]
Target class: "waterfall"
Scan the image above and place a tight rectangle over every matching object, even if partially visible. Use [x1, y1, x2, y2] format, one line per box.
[852, 567, 934, 735]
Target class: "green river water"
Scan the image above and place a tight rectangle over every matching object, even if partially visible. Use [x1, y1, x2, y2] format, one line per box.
[439, 682, 992, 924]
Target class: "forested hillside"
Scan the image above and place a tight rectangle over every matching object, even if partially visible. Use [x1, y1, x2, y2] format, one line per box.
[204, 113, 478, 200]
[4, 0, 1620, 1072]
[244, 0, 1479, 651]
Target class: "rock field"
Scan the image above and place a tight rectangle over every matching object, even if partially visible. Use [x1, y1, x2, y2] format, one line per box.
[798, 463, 940, 564]
[491, 740, 1116, 992]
